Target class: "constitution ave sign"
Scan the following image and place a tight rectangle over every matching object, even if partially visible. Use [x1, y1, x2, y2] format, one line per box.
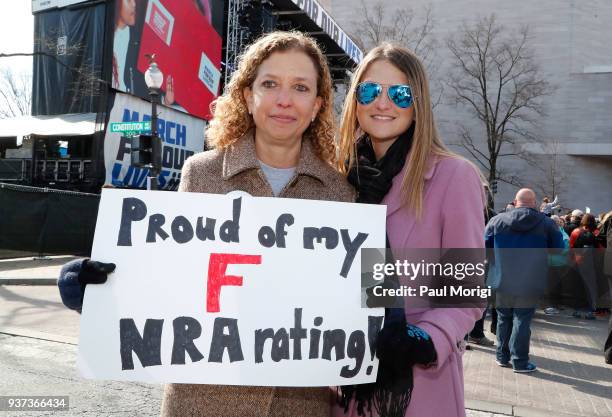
[109, 121, 152, 137]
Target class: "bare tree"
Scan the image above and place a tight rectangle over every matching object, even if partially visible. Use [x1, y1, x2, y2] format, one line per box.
[32, 31, 107, 100]
[0, 38, 107, 106]
[352, 0, 436, 62]
[446, 14, 553, 190]
[0, 68, 31, 118]
[345, 1, 442, 109]
[526, 140, 568, 201]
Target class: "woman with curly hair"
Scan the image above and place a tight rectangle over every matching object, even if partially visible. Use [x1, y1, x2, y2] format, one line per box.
[58, 31, 353, 417]
[162, 29, 354, 417]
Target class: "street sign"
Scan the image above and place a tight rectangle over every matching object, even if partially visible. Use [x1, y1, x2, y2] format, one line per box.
[109, 121, 152, 137]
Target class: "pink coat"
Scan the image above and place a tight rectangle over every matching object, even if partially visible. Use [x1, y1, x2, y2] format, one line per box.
[333, 154, 486, 417]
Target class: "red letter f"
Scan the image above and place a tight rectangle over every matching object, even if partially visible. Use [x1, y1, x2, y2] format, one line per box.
[206, 253, 262, 313]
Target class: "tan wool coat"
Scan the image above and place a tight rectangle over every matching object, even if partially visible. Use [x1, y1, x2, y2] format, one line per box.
[161, 131, 355, 417]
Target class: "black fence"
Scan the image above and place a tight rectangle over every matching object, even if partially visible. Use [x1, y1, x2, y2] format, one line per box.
[0, 183, 99, 256]
[0, 159, 95, 185]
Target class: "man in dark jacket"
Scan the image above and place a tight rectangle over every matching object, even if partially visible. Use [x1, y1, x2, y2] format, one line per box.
[485, 188, 564, 373]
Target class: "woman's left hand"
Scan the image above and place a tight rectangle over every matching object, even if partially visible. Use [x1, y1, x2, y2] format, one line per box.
[377, 322, 437, 369]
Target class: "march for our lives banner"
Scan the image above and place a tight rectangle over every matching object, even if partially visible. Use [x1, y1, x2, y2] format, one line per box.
[78, 189, 386, 386]
[103, 93, 205, 191]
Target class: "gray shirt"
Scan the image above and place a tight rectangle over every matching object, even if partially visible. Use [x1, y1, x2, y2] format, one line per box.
[258, 160, 296, 196]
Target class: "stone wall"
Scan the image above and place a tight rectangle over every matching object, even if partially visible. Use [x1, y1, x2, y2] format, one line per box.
[329, 0, 612, 213]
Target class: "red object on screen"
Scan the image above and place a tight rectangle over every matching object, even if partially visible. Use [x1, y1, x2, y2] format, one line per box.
[137, 0, 222, 120]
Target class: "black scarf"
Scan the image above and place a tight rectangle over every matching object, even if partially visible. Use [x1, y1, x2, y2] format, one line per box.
[347, 123, 415, 205]
[339, 124, 415, 417]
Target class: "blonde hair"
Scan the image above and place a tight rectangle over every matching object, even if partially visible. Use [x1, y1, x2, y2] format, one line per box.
[338, 43, 477, 217]
[206, 31, 336, 164]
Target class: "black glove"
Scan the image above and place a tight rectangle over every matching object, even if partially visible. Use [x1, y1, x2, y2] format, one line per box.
[376, 321, 437, 371]
[348, 162, 393, 204]
[78, 259, 116, 285]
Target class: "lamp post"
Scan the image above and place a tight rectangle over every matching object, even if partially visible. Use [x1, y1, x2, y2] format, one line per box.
[144, 60, 163, 190]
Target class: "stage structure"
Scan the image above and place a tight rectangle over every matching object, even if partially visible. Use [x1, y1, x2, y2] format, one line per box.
[224, 0, 363, 86]
[0, 0, 362, 193]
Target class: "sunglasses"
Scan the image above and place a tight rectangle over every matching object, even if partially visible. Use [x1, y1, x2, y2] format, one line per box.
[356, 82, 414, 109]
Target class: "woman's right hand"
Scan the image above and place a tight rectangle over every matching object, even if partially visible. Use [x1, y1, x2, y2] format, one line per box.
[58, 259, 116, 312]
[78, 260, 116, 285]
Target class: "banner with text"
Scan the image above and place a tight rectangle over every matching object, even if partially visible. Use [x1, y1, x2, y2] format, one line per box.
[32, 0, 89, 13]
[289, 0, 363, 64]
[78, 190, 386, 386]
[103, 93, 205, 190]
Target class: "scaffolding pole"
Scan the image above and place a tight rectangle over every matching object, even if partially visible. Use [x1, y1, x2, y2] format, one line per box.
[224, 0, 249, 88]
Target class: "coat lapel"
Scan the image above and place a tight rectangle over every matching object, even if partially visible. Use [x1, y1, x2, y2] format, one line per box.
[222, 130, 260, 179]
[222, 131, 329, 186]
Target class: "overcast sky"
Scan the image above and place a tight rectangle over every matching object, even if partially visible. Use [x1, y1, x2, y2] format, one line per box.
[0, 2, 34, 74]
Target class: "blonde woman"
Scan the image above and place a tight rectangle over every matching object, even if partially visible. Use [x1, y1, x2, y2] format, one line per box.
[334, 44, 485, 417]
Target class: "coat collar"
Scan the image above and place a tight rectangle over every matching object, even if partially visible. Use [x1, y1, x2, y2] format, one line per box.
[222, 130, 331, 185]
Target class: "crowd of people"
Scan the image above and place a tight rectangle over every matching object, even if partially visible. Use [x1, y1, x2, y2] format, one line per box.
[467, 191, 612, 374]
[54, 29, 611, 417]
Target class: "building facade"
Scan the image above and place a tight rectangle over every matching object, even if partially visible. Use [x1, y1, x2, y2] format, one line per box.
[330, 0, 612, 214]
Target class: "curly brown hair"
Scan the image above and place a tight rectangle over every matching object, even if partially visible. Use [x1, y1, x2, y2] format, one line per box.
[206, 31, 337, 165]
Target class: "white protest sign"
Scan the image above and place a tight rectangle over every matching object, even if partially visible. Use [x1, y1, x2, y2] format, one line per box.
[78, 189, 386, 386]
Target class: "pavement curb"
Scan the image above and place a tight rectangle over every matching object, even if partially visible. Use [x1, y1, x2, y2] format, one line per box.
[0, 278, 57, 285]
[465, 398, 583, 417]
[0, 326, 77, 345]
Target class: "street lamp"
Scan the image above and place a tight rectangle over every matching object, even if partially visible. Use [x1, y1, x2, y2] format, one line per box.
[144, 60, 163, 190]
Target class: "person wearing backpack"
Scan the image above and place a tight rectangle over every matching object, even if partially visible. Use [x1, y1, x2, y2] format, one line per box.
[570, 213, 598, 249]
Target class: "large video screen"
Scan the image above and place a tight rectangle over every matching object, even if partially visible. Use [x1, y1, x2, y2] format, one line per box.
[112, 0, 222, 120]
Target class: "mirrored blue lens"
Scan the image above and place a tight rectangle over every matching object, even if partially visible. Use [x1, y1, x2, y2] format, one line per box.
[388, 85, 413, 108]
[356, 82, 382, 105]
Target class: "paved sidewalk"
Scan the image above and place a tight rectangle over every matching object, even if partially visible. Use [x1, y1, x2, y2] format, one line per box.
[0, 257, 611, 417]
[463, 311, 612, 417]
[0, 255, 77, 285]
[0, 285, 80, 341]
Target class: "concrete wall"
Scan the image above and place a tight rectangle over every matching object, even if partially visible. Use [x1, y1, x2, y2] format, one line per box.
[329, 0, 612, 213]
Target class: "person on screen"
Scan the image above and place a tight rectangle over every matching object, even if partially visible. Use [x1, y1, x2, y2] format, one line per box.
[112, 0, 136, 91]
[113, 0, 176, 107]
[335, 43, 486, 417]
[58, 31, 354, 417]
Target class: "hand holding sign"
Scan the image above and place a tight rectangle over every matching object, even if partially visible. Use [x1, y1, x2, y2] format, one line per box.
[79, 260, 116, 285]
